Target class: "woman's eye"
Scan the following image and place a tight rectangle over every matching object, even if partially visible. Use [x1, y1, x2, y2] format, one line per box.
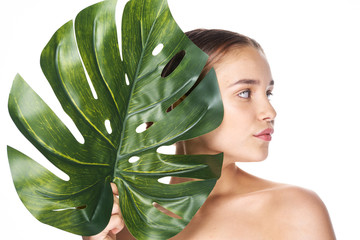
[238, 90, 251, 99]
[267, 91, 273, 100]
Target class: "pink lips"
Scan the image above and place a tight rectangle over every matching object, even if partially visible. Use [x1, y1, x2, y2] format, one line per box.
[254, 128, 274, 142]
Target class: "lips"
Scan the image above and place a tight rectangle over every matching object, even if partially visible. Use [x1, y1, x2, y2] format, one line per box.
[254, 128, 274, 141]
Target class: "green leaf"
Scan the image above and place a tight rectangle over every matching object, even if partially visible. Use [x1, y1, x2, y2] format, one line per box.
[7, 0, 223, 239]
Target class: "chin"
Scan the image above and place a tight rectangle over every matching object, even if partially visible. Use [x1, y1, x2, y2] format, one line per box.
[253, 151, 269, 162]
[252, 156, 268, 162]
[250, 148, 270, 162]
[243, 156, 268, 163]
[225, 150, 269, 163]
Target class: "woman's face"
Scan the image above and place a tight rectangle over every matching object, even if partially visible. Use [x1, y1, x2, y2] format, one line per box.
[188, 46, 276, 163]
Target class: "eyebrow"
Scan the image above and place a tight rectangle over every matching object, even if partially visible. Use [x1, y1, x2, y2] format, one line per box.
[230, 79, 275, 87]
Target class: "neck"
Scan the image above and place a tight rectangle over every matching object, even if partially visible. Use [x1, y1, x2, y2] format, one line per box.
[210, 162, 243, 196]
[172, 141, 243, 197]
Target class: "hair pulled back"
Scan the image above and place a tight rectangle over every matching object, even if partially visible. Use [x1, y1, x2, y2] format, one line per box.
[185, 29, 263, 82]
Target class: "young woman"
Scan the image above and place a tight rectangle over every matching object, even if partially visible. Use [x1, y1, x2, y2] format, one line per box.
[83, 29, 336, 240]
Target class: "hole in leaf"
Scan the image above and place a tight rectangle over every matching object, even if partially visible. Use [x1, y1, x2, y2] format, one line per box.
[76, 205, 87, 210]
[152, 43, 164, 56]
[27, 151, 71, 182]
[161, 177, 204, 185]
[152, 202, 182, 219]
[156, 145, 176, 154]
[73, 33, 98, 100]
[129, 156, 140, 163]
[60, 112, 85, 144]
[125, 74, 130, 86]
[57, 171, 70, 182]
[135, 123, 147, 133]
[146, 122, 154, 129]
[85, 69, 98, 99]
[166, 95, 187, 113]
[158, 176, 203, 185]
[136, 122, 154, 133]
[105, 119, 112, 134]
[53, 205, 87, 212]
[161, 50, 186, 78]
[158, 176, 172, 184]
[115, 0, 130, 60]
[115, 0, 129, 59]
[166, 67, 204, 113]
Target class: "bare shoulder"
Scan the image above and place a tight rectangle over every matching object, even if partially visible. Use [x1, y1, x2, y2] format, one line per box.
[264, 184, 336, 239]
[269, 185, 330, 220]
[268, 184, 325, 209]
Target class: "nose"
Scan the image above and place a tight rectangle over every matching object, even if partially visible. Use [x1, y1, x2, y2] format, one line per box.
[258, 99, 277, 123]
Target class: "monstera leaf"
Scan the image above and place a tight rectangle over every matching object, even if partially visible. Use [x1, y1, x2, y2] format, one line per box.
[7, 0, 223, 239]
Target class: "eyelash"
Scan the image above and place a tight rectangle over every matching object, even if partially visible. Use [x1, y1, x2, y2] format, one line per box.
[237, 89, 273, 99]
[238, 89, 251, 99]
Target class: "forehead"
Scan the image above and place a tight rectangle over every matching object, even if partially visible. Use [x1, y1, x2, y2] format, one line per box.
[214, 47, 273, 87]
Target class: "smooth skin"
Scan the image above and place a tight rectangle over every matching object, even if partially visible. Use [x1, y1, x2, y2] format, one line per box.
[83, 46, 336, 240]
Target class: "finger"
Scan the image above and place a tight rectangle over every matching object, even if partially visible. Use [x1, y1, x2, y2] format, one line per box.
[103, 236, 115, 240]
[110, 182, 119, 196]
[113, 192, 119, 206]
[112, 194, 121, 215]
[105, 213, 124, 235]
[82, 210, 124, 240]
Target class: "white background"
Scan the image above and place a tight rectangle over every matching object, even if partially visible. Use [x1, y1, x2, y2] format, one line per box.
[1, 0, 359, 239]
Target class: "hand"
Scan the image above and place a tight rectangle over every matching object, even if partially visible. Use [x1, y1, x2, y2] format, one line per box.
[82, 183, 124, 240]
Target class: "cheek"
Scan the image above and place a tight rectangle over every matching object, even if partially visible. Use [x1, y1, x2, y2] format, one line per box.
[221, 103, 254, 136]
[200, 107, 252, 151]
[200, 104, 270, 161]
